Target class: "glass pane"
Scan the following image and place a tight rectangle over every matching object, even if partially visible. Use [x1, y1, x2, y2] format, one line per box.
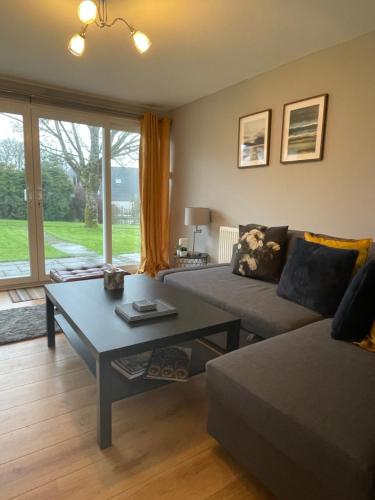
[111, 128, 140, 265]
[39, 119, 104, 273]
[0, 112, 31, 279]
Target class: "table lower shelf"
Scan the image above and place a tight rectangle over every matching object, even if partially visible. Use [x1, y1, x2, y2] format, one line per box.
[55, 313, 220, 402]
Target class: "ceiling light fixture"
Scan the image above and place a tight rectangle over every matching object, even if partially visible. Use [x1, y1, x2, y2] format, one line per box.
[68, 0, 152, 57]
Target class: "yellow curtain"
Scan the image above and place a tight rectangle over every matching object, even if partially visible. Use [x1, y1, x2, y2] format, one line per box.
[138, 113, 171, 277]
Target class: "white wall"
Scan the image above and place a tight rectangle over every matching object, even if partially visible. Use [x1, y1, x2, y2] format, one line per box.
[170, 32, 375, 261]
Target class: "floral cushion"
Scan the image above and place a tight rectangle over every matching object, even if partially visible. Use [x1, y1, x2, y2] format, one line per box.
[232, 224, 289, 283]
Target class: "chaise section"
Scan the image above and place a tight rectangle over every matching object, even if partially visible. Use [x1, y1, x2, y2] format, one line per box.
[163, 265, 322, 338]
[206, 319, 375, 500]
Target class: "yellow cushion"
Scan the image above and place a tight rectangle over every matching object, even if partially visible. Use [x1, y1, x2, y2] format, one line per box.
[304, 232, 372, 273]
[355, 322, 375, 352]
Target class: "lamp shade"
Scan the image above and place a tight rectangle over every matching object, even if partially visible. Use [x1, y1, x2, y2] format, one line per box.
[78, 1, 97, 24]
[184, 207, 210, 226]
[132, 31, 152, 54]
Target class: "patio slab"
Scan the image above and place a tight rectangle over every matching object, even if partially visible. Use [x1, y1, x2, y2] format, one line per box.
[0, 253, 141, 280]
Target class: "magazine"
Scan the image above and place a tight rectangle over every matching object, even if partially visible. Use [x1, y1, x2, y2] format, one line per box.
[144, 346, 192, 382]
[111, 351, 152, 380]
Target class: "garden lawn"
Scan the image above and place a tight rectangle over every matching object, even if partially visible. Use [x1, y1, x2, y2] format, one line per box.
[0, 220, 66, 261]
[0, 219, 140, 262]
[44, 221, 140, 256]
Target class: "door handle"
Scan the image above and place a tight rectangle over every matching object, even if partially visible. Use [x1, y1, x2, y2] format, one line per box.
[24, 187, 33, 204]
[24, 187, 42, 207]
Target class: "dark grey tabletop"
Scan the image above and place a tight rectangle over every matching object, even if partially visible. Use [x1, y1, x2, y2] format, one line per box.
[45, 275, 240, 360]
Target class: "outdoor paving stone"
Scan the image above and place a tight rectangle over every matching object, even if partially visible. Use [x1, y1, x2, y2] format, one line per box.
[18, 266, 31, 272]
[3, 270, 23, 277]
[0, 253, 141, 278]
[0, 265, 21, 272]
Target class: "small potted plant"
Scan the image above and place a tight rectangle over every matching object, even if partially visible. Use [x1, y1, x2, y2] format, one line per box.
[179, 246, 188, 257]
[176, 244, 188, 257]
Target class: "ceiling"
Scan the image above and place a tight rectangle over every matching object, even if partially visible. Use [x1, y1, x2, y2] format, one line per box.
[0, 0, 374, 110]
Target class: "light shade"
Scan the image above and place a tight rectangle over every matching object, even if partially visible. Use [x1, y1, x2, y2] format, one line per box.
[184, 207, 210, 227]
[132, 31, 152, 54]
[68, 33, 86, 56]
[78, 0, 97, 24]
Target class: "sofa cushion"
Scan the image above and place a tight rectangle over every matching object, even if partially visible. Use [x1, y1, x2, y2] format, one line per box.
[164, 265, 322, 338]
[233, 224, 289, 283]
[305, 231, 372, 274]
[285, 229, 375, 264]
[332, 260, 375, 342]
[50, 264, 113, 283]
[357, 321, 375, 353]
[277, 238, 358, 317]
[206, 319, 375, 500]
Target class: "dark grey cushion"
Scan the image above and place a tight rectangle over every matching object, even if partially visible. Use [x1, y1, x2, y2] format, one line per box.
[332, 260, 375, 341]
[277, 238, 358, 317]
[207, 319, 375, 500]
[164, 265, 322, 338]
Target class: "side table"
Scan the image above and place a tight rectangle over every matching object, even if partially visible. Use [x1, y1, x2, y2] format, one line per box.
[174, 253, 209, 269]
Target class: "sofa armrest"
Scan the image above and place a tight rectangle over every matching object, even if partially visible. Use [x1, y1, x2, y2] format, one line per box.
[156, 263, 230, 282]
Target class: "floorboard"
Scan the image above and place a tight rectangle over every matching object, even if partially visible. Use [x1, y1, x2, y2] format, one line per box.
[0, 355, 85, 392]
[0, 367, 93, 411]
[0, 291, 274, 500]
[0, 333, 65, 361]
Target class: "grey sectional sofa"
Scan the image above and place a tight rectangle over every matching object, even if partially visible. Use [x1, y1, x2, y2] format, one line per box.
[158, 230, 375, 500]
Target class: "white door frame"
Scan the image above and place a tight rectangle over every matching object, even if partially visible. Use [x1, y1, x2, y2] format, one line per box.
[0, 98, 40, 288]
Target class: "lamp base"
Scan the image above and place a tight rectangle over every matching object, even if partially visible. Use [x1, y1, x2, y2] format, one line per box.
[192, 226, 202, 254]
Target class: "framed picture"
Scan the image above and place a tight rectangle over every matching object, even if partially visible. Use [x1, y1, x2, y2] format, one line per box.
[280, 94, 328, 164]
[238, 109, 271, 168]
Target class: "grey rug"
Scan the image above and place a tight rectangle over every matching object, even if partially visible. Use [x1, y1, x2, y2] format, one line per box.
[0, 304, 60, 345]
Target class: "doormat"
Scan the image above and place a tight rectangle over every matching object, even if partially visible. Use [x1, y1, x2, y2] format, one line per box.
[8, 287, 45, 303]
[0, 304, 60, 345]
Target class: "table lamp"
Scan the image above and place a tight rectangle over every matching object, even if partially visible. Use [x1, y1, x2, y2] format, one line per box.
[184, 207, 210, 255]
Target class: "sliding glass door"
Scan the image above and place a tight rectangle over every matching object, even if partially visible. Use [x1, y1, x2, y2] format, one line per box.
[33, 109, 141, 281]
[38, 118, 104, 273]
[0, 100, 38, 286]
[0, 99, 140, 288]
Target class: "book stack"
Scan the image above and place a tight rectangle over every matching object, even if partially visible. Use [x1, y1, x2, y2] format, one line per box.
[111, 351, 151, 380]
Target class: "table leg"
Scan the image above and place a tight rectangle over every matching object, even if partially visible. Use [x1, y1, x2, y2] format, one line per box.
[96, 358, 112, 449]
[226, 323, 240, 352]
[46, 295, 55, 348]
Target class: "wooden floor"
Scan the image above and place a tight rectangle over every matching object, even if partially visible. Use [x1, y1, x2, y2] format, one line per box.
[0, 291, 274, 500]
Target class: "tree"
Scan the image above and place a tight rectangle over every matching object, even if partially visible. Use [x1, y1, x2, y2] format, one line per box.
[0, 138, 24, 170]
[0, 164, 27, 219]
[42, 163, 74, 221]
[0, 134, 27, 220]
[39, 121, 140, 228]
[69, 184, 86, 222]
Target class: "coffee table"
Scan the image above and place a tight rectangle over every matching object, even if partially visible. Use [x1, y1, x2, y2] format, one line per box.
[45, 275, 240, 449]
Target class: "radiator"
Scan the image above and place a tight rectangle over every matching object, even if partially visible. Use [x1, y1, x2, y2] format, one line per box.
[218, 226, 239, 263]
